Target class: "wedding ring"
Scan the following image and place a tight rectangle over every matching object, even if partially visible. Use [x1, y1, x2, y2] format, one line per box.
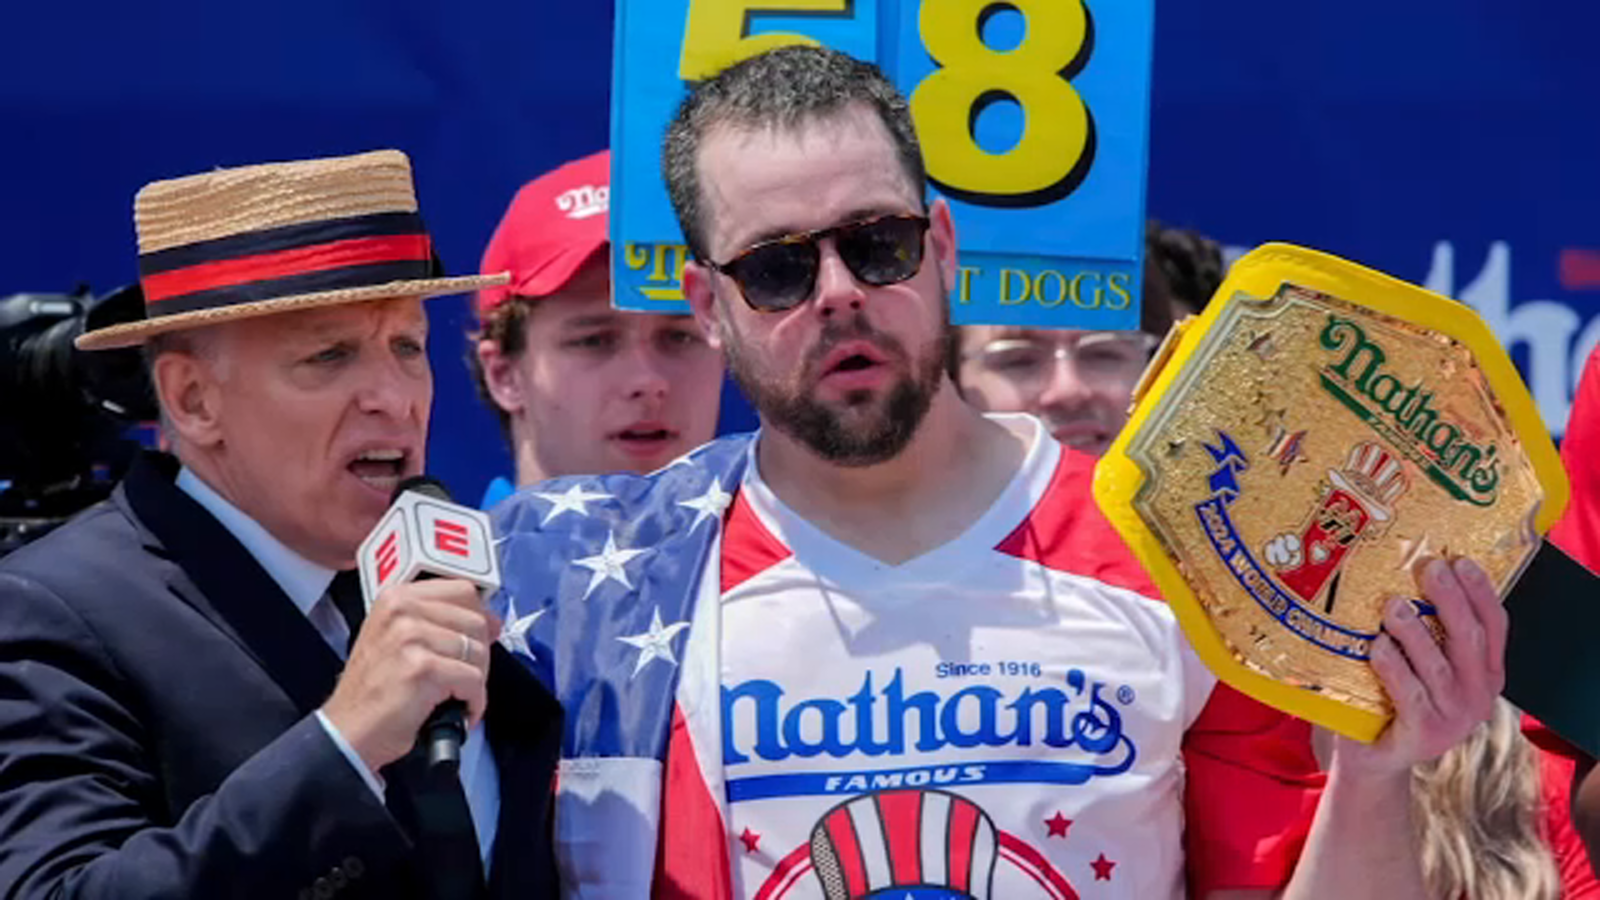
[458, 633, 473, 664]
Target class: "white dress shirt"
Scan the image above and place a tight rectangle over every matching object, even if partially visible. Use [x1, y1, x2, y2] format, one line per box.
[176, 468, 500, 869]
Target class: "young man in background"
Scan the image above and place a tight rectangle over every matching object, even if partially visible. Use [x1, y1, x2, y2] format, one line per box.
[472, 150, 725, 506]
[951, 222, 1223, 456]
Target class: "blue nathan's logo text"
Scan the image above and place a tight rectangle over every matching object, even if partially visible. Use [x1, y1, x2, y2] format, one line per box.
[720, 667, 1138, 802]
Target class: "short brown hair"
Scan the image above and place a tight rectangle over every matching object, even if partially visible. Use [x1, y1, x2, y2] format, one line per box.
[663, 45, 927, 262]
[467, 296, 536, 442]
[1145, 220, 1224, 317]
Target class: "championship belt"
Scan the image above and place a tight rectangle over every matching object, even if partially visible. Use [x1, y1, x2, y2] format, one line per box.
[1095, 243, 1569, 741]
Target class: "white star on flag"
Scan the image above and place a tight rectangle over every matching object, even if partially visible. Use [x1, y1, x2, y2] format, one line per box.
[499, 606, 547, 657]
[616, 606, 690, 678]
[533, 483, 613, 526]
[678, 480, 732, 529]
[573, 530, 649, 598]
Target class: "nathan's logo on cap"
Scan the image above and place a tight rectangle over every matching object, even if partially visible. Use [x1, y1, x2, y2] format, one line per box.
[556, 184, 610, 220]
[1316, 315, 1501, 506]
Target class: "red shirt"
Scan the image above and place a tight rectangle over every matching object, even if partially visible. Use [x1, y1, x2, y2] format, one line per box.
[1046, 446, 1325, 895]
[1538, 343, 1600, 898]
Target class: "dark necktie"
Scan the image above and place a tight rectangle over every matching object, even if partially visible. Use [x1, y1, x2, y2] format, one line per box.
[328, 571, 486, 898]
[327, 570, 366, 655]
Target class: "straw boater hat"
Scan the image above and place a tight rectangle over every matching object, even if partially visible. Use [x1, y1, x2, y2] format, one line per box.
[76, 149, 508, 351]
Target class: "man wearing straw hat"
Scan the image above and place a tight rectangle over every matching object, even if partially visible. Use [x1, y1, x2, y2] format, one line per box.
[0, 150, 561, 899]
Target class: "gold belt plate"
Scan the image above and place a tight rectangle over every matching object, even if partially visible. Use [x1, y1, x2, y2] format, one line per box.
[1095, 243, 1567, 740]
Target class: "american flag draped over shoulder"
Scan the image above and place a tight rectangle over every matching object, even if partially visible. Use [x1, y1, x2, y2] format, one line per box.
[491, 434, 753, 899]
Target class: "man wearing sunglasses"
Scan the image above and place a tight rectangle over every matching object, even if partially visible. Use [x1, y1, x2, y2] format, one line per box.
[491, 46, 1509, 899]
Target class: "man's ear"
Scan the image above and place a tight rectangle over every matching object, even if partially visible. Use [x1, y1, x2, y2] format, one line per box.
[929, 197, 959, 292]
[151, 348, 224, 449]
[477, 338, 526, 415]
[683, 261, 725, 351]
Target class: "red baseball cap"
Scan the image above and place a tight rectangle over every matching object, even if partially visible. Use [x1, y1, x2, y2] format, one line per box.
[477, 149, 610, 317]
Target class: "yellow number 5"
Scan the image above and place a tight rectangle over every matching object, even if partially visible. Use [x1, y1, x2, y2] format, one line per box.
[679, 0, 852, 81]
[912, 0, 1092, 205]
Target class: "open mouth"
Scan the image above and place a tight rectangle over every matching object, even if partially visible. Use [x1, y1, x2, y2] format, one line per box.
[1060, 433, 1108, 451]
[347, 448, 410, 490]
[611, 424, 680, 457]
[819, 341, 890, 379]
[831, 354, 877, 373]
[1049, 423, 1111, 452]
[617, 428, 674, 443]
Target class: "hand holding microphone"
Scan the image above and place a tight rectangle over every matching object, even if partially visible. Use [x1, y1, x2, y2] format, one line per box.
[320, 476, 502, 777]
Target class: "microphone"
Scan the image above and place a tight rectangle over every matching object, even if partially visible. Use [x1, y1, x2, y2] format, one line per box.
[356, 475, 502, 772]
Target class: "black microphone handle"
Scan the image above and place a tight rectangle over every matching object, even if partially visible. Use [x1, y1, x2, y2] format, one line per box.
[411, 568, 469, 772]
[422, 700, 468, 771]
[386, 477, 479, 773]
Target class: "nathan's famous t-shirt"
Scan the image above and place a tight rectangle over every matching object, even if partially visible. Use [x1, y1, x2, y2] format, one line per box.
[716, 416, 1322, 900]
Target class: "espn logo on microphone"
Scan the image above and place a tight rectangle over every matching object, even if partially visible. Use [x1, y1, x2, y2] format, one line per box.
[356, 490, 501, 607]
[434, 519, 470, 557]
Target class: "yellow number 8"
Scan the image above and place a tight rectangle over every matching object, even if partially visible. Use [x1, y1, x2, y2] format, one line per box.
[911, 0, 1093, 205]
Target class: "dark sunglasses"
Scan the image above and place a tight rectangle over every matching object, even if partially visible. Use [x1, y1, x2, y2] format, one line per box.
[704, 213, 932, 312]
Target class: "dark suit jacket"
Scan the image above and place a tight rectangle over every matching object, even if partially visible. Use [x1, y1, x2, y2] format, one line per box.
[0, 453, 562, 899]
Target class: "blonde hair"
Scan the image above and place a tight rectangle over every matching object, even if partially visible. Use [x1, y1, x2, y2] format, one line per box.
[1413, 699, 1559, 900]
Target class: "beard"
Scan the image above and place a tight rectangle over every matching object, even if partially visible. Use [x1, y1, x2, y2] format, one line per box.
[724, 309, 952, 467]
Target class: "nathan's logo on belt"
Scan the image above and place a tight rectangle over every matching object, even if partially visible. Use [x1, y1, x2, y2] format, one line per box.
[719, 668, 1138, 802]
[1317, 315, 1501, 506]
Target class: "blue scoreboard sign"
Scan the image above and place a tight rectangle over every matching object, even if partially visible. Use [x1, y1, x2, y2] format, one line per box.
[610, 0, 1156, 329]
